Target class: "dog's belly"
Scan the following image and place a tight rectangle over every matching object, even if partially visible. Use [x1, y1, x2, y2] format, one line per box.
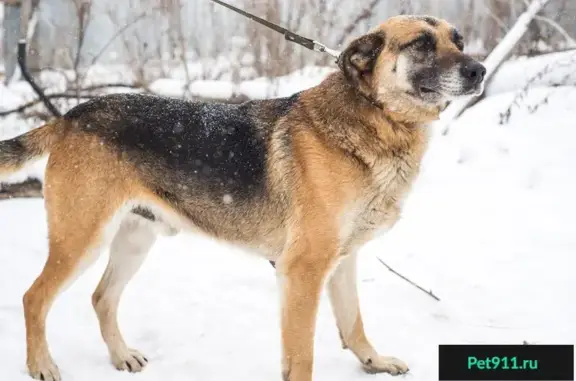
[130, 195, 288, 260]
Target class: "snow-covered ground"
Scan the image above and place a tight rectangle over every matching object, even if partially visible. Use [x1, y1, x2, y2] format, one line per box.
[1, 58, 576, 380]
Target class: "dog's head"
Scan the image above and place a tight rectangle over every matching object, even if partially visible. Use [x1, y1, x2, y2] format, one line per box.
[337, 15, 486, 114]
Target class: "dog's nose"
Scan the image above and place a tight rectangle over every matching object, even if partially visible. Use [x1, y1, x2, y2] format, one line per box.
[460, 61, 486, 84]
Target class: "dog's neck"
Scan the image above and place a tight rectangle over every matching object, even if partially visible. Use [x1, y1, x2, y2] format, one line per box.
[307, 72, 440, 126]
[299, 72, 430, 169]
[378, 93, 443, 125]
[337, 71, 441, 124]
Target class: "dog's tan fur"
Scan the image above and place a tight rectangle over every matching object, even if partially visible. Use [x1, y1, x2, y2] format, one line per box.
[0, 15, 485, 381]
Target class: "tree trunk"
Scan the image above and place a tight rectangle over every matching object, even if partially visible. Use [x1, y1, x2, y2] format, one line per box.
[2, 3, 21, 84]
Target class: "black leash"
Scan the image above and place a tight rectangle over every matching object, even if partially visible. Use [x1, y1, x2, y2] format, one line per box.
[210, 0, 340, 60]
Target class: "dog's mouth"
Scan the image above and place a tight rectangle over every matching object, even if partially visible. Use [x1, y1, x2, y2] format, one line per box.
[467, 82, 485, 96]
[413, 85, 441, 101]
[419, 86, 439, 96]
[415, 83, 484, 100]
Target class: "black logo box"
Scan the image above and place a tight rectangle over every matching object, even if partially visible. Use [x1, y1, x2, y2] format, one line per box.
[439, 344, 574, 380]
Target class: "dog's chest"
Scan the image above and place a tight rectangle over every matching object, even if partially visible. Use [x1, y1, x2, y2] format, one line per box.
[340, 144, 426, 250]
[366, 155, 420, 221]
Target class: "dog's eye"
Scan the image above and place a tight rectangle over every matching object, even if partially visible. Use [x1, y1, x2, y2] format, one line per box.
[451, 29, 464, 51]
[413, 33, 436, 52]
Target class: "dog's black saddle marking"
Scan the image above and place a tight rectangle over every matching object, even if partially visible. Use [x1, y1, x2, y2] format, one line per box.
[65, 93, 300, 202]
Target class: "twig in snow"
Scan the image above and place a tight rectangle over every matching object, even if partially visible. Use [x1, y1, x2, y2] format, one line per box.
[499, 52, 576, 124]
[376, 257, 440, 301]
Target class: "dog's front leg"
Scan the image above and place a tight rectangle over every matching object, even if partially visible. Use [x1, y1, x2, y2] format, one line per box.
[328, 253, 409, 375]
[276, 237, 337, 381]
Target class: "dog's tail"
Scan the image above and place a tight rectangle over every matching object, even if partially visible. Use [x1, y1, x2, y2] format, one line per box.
[0, 120, 61, 176]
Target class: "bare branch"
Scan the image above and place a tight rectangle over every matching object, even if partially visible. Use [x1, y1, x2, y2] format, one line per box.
[534, 15, 576, 47]
[69, 0, 93, 103]
[335, 0, 381, 47]
[89, 11, 149, 68]
[481, 1, 510, 33]
[0, 83, 142, 116]
[499, 52, 576, 124]
[71, 0, 92, 72]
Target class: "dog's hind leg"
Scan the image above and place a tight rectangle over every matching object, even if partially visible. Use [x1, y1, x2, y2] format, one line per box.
[23, 190, 126, 381]
[23, 132, 141, 381]
[92, 215, 157, 373]
[327, 253, 409, 375]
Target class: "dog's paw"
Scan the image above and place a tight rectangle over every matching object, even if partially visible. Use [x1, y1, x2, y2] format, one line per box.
[362, 355, 409, 375]
[112, 348, 149, 373]
[28, 358, 61, 381]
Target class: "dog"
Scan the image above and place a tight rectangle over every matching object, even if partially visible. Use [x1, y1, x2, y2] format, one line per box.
[0, 15, 485, 381]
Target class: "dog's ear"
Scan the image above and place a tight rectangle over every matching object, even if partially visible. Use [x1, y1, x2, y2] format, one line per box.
[337, 32, 385, 84]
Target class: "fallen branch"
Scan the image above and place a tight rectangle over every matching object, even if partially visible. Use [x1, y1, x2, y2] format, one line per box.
[0, 178, 43, 200]
[376, 256, 440, 301]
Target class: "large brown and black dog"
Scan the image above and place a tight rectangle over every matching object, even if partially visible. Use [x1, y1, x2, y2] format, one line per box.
[0, 15, 485, 381]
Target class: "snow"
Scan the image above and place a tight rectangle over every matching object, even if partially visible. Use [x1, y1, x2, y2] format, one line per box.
[149, 66, 335, 100]
[486, 50, 576, 97]
[2, 58, 576, 380]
